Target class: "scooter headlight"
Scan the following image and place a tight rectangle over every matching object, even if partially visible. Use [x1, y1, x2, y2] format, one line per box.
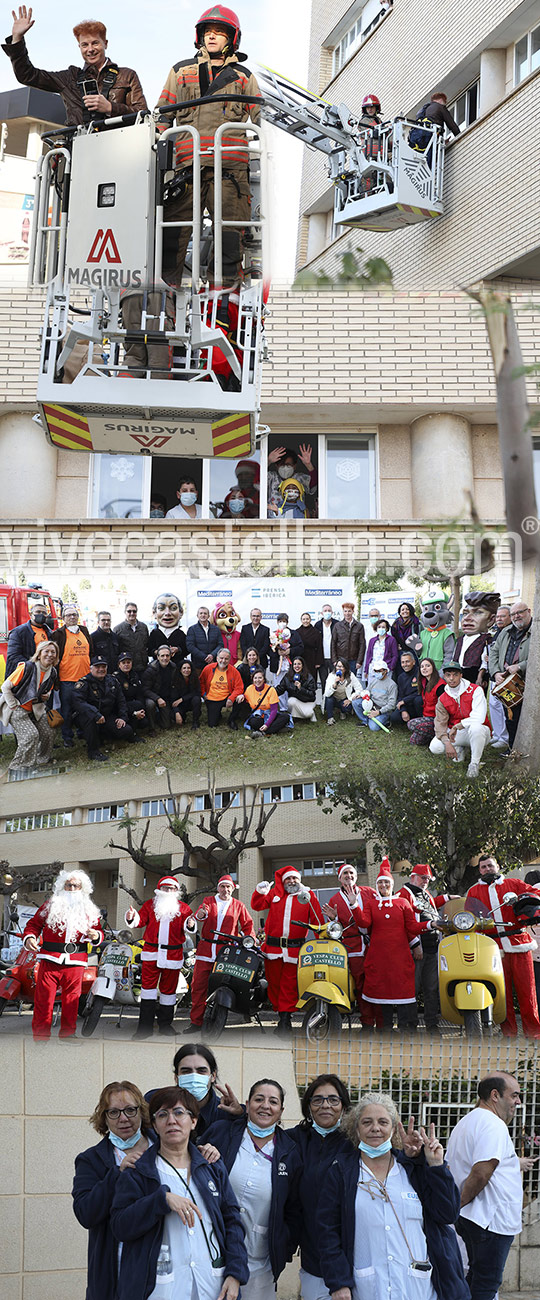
[453, 911, 475, 931]
[439, 954, 448, 971]
[242, 936, 255, 950]
[327, 921, 343, 940]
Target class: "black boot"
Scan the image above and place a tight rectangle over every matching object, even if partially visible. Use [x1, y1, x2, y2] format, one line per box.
[156, 1002, 176, 1036]
[274, 1012, 293, 1037]
[132, 999, 156, 1039]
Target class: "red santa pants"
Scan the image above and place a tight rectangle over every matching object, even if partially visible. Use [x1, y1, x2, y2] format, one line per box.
[501, 950, 540, 1037]
[265, 956, 299, 1013]
[190, 959, 212, 1025]
[32, 961, 84, 1040]
[141, 962, 179, 1005]
[347, 953, 383, 1026]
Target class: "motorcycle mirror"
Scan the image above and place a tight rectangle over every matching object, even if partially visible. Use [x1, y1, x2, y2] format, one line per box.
[100, 906, 108, 919]
[503, 892, 518, 904]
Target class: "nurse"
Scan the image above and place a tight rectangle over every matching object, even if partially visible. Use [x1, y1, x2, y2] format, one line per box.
[316, 1092, 469, 1300]
[111, 1086, 248, 1300]
[287, 1074, 352, 1300]
[204, 1077, 302, 1300]
[169, 1045, 244, 1137]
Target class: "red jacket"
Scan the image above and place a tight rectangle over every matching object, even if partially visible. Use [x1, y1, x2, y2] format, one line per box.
[466, 877, 540, 954]
[199, 661, 244, 701]
[328, 887, 373, 958]
[194, 895, 255, 963]
[251, 867, 324, 965]
[23, 901, 103, 967]
[128, 898, 194, 970]
[354, 892, 434, 1004]
[435, 682, 490, 733]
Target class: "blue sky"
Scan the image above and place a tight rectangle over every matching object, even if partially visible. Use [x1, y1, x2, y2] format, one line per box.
[0, 0, 312, 276]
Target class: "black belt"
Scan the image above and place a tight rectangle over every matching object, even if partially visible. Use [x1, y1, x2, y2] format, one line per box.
[41, 941, 88, 954]
[265, 936, 302, 949]
[144, 942, 183, 952]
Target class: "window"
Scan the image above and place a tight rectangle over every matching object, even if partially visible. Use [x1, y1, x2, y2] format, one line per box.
[515, 25, 540, 84]
[87, 804, 125, 823]
[450, 82, 479, 130]
[141, 798, 175, 817]
[89, 453, 146, 519]
[4, 811, 72, 832]
[0, 595, 7, 639]
[209, 451, 260, 520]
[326, 438, 375, 518]
[109, 870, 119, 889]
[261, 783, 318, 804]
[36, 878, 53, 892]
[533, 439, 540, 508]
[214, 792, 240, 810]
[331, 0, 391, 75]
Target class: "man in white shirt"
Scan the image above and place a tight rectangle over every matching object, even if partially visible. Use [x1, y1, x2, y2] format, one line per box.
[446, 1073, 529, 1300]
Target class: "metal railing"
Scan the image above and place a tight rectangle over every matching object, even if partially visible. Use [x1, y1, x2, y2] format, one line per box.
[293, 1035, 540, 1222]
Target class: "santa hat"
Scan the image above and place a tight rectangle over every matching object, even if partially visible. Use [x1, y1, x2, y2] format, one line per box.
[218, 874, 238, 888]
[282, 867, 301, 882]
[338, 863, 357, 881]
[412, 863, 434, 880]
[376, 858, 393, 887]
[156, 876, 180, 891]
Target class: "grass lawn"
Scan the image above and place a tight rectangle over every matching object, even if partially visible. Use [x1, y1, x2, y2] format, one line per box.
[0, 711, 509, 789]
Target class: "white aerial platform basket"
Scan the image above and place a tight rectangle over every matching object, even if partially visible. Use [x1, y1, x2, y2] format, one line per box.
[29, 114, 265, 458]
[334, 119, 445, 233]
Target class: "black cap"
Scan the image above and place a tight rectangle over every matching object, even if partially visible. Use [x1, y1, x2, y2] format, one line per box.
[118, 652, 132, 663]
[91, 656, 108, 667]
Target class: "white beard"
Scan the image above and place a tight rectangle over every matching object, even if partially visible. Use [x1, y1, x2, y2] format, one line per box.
[153, 891, 181, 922]
[47, 890, 100, 941]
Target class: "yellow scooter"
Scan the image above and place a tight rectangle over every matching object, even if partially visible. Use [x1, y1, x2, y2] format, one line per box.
[438, 897, 506, 1036]
[296, 920, 355, 1040]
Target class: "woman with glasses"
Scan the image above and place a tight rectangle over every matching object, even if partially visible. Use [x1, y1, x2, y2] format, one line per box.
[72, 1081, 153, 1300]
[203, 1078, 302, 1299]
[112, 1086, 248, 1300]
[316, 1092, 468, 1300]
[287, 1074, 352, 1300]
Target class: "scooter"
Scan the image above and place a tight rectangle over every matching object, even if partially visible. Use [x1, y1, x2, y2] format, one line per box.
[0, 938, 97, 1019]
[202, 930, 267, 1038]
[80, 924, 145, 1036]
[296, 920, 355, 1041]
[438, 897, 506, 1036]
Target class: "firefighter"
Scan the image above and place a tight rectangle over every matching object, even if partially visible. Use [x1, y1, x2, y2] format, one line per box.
[156, 5, 261, 287]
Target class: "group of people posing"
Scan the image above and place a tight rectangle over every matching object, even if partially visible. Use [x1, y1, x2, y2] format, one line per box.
[73, 1052, 531, 1300]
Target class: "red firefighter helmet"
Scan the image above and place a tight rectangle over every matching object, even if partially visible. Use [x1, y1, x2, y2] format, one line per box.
[362, 93, 381, 109]
[196, 6, 241, 52]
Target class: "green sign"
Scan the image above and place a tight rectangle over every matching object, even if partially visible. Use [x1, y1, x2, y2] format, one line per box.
[214, 962, 254, 982]
[301, 953, 346, 968]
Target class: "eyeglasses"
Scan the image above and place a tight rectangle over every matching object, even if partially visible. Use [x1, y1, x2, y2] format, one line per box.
[106, 1105, 140, 1120]
[64, 882, 83, 891]
[154, 1107, 191, 1122]
[310, 1096, 342, 1109]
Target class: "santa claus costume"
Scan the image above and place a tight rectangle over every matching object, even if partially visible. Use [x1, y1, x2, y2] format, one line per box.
[397, 863, 450, 1030]
[327, 864, 377, 1025]
[187, 874, 256, 1028]
[467, 872, 540, 1037]
[125, 876, 195, 1037]
[355, 859, 438, 1029]
[22, 868, 103, 1040]
[251, 865, 324, 1032]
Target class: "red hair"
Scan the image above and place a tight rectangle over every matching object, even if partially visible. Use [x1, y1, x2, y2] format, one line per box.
[73, 20, 107, 41]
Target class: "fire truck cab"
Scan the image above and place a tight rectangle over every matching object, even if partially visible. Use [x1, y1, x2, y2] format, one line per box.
[0, 584, 59, 683]
[30, 111, 265, 459]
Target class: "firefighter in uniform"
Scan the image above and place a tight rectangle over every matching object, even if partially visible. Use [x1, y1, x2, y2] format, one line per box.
[251, 866, 324, 1035]
[466, 854, 540, 1038]
[397, 863, 451, 1031]
[125, 876, 196, 1037]
[156, 5, 261, 286]
[22, 868, 102, 1040]
[184, 873, 256, 1032]
[323, 863, 376, 1024]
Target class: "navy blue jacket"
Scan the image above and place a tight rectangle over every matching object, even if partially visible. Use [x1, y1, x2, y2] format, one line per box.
[72, 1132, 154, 1300]
[287, 1123, 351, 1276]
[316, 1146, 469, 1300]
[90, 628, 122, 672]
[5, 620, 51, 675]
[239, 623, 271, 669]
[186, 621, 222, 670]
[203, 1116, 302, 1280]
[111, 1140, 248, 1300]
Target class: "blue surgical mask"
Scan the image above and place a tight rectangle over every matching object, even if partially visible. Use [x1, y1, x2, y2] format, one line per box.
[229, 499, 245, 514]
[180, 492, 197, 507]
[247, 1119, 276, 1139]
[312, 1118, 341, 1137]
[359, 1138, 393, 1158]
[108, 1127, 142, 1150]
[177, 1073, 211, 1101]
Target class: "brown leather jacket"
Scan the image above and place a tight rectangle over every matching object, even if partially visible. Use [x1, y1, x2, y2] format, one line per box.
[2, 36, 147, 125]
[331, 618, 366, 668]
[156, 47, 260, 171]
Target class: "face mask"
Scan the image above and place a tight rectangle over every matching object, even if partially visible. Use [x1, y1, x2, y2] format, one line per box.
[177, 1073, 211, 1101]
[370, 618, 379, 627]
[480, 870, 500, 885]
[323, 612, 332, 621]
[109, 1127, 142, 1150]
[247, 1118, 277, 1139]
[229, 499, 245, 514]
[32, 612, 46, 625]
[378, 629, 386, 638]
[311, 1118, 341, 1137]
[278, 465, 293, 479]
[180, 492, 197, 507]
[359, 1137, 393, 1158]
[150, 507, 165, 518]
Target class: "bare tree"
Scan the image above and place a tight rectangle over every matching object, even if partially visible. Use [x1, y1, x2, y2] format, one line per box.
[109, 774, 277, 903]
